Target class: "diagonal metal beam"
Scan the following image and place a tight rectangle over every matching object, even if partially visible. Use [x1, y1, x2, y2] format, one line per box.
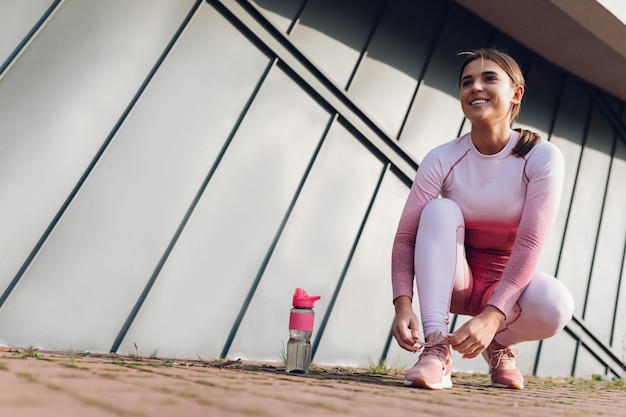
[565, 315, 626, 377]
[211, 0, 418, 182]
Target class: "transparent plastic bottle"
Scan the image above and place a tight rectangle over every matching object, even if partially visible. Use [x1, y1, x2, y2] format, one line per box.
[286, 288, 320, 374]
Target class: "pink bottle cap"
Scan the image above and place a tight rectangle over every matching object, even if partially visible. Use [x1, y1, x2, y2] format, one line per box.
[292, 288, 321, 308]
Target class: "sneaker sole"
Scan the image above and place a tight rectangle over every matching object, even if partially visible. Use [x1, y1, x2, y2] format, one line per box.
[492, 381, 524, 390]
[403, 375, 452, 390]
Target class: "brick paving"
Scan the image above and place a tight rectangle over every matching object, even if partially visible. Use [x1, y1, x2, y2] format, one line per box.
[0, 348, 624, 416]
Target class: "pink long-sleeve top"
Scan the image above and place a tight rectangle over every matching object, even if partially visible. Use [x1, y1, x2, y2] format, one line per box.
[391, 130, 564, 316]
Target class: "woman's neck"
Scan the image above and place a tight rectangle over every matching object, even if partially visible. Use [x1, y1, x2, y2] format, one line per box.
[470, 123, 512, 155]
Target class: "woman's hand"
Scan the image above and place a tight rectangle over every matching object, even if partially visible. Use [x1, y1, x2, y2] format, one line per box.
[392, 296, 420, 352]
[448, 306, 505, 358]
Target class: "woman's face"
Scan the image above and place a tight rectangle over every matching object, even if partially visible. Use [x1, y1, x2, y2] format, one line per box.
[459, 58, 523, 127]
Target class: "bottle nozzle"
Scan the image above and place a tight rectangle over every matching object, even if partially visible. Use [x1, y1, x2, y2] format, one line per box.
[292, 288, 321, 308]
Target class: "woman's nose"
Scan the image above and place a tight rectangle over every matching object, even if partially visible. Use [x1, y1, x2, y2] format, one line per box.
[471, 80, 483, 91]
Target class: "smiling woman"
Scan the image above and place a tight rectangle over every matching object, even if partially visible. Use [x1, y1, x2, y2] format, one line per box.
[391, 47, 575, 390]
[458, 49, 540, 158]
[458, 50, 524, 155]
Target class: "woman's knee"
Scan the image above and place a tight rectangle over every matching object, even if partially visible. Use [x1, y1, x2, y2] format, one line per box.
[420, 198, 463, 227]
[522, 273, 574, 336]
[549, 279, 575, 331]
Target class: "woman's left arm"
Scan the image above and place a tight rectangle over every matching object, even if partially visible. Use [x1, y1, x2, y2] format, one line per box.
[487, 141, 565, 315]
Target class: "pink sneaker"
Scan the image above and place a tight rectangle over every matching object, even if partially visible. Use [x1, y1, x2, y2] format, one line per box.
[482, 342, 524, 389]
[404, 332, 452, 389]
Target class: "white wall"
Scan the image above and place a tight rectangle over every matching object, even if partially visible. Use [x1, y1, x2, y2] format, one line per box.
[0, 0, 624, 378]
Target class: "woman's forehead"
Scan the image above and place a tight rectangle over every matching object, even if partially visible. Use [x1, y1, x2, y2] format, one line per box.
[462, 58, 504, 77]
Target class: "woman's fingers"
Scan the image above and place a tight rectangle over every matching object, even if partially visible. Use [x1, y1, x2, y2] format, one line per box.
[395, 329, 419, 352]
[450, 334, 487, 358]
[392, 307, 421, 353]
[392, 322, 419, 352]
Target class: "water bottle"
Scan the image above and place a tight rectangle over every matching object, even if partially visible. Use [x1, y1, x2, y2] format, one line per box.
[286, 288, 320, 374]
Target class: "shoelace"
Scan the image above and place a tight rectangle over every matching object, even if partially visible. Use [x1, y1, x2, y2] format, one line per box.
[414, 336, 451, 361]
[487, 346, 519, 369]
[414, 337, 450, 349]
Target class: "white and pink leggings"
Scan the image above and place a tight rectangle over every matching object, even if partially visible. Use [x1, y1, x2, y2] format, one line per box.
[414, 198, 574, 347]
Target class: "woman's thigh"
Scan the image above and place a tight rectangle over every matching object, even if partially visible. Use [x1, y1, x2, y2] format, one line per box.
[495, 271, 574, 345]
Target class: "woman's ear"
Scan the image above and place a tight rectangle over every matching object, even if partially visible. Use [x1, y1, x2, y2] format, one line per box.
[511, 85, 524, 104]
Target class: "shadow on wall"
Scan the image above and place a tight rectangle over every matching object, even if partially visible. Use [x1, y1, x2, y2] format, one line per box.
[250, 0, 626, 159]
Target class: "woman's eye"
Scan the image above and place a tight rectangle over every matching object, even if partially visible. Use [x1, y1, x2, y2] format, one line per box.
[461, 80, 472, 87]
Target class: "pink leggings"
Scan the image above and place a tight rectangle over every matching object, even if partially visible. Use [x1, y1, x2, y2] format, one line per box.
[415, 198, 574, 346]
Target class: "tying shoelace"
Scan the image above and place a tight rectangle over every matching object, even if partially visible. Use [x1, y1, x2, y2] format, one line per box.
[413, 334, 451, 349]
[485, 345, 519, 368]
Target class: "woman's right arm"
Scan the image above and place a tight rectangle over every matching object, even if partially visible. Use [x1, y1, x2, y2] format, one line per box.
[391, 151, 443, 302]
[390, 150, 445, 350]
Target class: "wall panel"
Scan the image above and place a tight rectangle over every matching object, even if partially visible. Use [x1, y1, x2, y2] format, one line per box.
[537, 79, 590, 275]
[229, 122, 385, 362]
[119, 65, 331, 358]
[557, 110, 614, 317]
[535, 332, 578, 377]
[0, 0, 196, 293]
[347, 0, 447, 138]
[312, 168, 407, 366]
[514, 57, 564, 139]
[288, 0, 385, 89]
[252, 0, 305, 33]
[613, 251, 626, 355]
[0, 0, 55, 69]
[584, 138, 626, 343]
[611, 108, 626, 356]
[0, 1, 267, 351]
[575, 345, 609, 378]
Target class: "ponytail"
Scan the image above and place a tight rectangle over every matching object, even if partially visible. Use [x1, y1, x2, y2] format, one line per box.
[512, 128, 540, 157]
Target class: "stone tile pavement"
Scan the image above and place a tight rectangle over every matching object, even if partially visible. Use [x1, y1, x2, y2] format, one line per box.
[0, 347, 624, 416]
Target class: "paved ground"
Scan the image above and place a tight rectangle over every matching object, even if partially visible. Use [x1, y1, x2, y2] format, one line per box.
[0, 347, 624, 417]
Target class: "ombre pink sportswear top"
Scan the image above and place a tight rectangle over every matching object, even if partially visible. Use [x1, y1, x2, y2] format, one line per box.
[392, 130, 564, 316]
